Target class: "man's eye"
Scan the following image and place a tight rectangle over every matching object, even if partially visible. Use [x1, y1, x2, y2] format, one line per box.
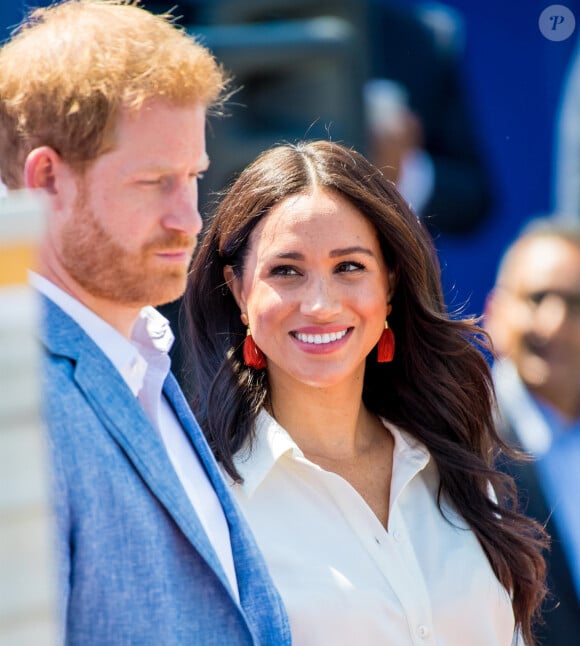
[140, 177, 167, 187]
[527, 291, 547, 306]
[525, 290, 580, 315]
[139, 176, 176, 189]
[567, 296, 580, 315]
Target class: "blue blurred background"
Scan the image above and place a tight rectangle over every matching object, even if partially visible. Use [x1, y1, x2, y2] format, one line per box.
[2, 0, 578, 318]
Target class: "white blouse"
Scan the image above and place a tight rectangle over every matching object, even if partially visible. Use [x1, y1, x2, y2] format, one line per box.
[227, 410, 517, 646]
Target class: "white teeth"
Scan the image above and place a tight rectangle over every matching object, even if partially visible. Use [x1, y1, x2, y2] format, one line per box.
[295, 329, 348, 344]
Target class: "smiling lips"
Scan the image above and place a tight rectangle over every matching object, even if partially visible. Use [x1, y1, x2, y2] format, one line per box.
[293, 329, 350, 345]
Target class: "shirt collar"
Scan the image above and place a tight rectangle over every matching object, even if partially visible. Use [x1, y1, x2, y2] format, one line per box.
[124, 307, 174, 397]
[30, 271, 173, 397]
[233, 410, 297, 496]
[234, 409, 430, 498]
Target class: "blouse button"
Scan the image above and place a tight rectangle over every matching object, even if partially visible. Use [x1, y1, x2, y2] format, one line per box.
[417, 625, 430, 639]
[392, 529, 404, 543]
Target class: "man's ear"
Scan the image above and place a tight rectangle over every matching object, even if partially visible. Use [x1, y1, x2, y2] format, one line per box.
[24, 146, 60, 191]
[24, 146, 78, 212]
[482, 289, 508, 356]
[223, 265, 246, 312]
[482, 289, 500, 331]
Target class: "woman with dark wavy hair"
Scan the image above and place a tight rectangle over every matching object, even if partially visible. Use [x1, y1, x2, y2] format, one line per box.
[183, 140, 547, 645]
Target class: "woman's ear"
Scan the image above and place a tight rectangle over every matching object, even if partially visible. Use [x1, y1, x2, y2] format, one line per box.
[223, 265, 246, 312]
[387, 268, 398, 302]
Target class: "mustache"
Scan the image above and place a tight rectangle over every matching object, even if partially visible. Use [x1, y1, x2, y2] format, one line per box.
[144, 233, 197, 251]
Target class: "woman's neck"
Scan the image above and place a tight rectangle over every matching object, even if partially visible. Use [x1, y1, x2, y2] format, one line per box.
[268, 377, 378, 460]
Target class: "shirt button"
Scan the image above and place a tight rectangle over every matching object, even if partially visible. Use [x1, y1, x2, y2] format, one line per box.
[417, 625, 430, 639]
[392, 529, 404, 543]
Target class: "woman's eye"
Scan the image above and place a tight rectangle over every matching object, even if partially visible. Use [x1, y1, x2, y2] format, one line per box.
[337, 261, 365, 273]
[270, 265, 300, 277]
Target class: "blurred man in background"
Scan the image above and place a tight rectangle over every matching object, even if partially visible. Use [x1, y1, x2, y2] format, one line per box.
[484, 218, 580, 645]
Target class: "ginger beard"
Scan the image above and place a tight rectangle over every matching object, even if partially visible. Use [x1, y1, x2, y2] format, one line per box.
[60, 182, 196, 308]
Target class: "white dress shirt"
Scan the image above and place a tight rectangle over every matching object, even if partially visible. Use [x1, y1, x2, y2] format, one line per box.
[31, 273, 239, 600]
[227, 410, 516, 645]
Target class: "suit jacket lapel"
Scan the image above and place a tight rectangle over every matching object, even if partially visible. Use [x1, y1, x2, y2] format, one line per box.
[40, 297, 233, 595]
[164, 374, 276, 602]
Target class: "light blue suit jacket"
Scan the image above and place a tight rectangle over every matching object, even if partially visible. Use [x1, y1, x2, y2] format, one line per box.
[40, 296, 291, 645]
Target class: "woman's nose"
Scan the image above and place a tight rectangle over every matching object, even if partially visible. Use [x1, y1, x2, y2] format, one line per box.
[300, 276, 341, 317]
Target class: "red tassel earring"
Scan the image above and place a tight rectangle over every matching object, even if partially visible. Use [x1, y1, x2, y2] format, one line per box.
[243, 328, 267, 369]
[377, 320, 395, 363]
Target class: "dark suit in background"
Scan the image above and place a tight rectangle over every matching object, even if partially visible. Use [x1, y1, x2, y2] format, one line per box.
[494, 361, 580, 646]
[368, 1, 493, 235]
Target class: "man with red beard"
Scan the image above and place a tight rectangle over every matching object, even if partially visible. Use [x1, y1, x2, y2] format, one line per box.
[484, 217, 580, 645]
[0, 2, 290, 644]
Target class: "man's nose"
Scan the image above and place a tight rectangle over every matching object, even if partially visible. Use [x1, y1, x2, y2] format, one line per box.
[163, 181, 202, 236]
[535, 294, 568, 336]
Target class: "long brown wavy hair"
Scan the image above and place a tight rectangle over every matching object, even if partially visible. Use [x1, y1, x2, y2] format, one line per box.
[183, 140, 547, 643]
